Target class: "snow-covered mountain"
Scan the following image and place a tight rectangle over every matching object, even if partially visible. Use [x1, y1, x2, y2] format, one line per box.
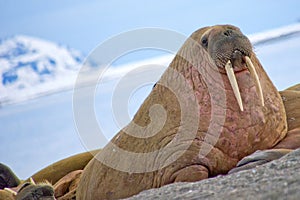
[0, 35, 85, 104]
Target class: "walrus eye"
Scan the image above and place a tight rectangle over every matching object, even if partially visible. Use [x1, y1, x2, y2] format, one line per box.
[201, 36, 208, 49]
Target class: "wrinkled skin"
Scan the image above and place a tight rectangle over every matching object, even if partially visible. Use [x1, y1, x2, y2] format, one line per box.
[229, 84, 300, 173]
[77, 25, 288, 199]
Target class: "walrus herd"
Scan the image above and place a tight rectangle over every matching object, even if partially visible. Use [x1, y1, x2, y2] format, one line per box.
[1, 25, 299, 200]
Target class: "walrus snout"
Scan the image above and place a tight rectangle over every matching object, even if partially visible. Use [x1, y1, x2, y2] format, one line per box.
[201, 25, 252, 70]
[231, 49, 248, 70]
[200, 25, 263, 111]
[15, 184, 55, 200]
[3, 177, 56, 200]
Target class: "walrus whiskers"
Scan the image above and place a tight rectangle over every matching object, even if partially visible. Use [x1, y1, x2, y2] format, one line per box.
[225, 60, 244, 111]
[245, 56, 265, 107]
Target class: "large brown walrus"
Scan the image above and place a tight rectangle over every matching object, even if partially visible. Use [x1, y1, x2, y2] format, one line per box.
[76, 24, 291, 199]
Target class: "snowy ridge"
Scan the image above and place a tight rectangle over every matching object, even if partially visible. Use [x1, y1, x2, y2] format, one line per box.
[1, 23, 300, 106]
[0, 35, 84, 104]
[249, 23, 300, 45]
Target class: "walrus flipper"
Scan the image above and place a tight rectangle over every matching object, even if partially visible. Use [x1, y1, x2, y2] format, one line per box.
[230, 127, 300, 174]
[228, 128, 300, 174]
[172, 165, 209, 182]
[228, 149, 293, 174]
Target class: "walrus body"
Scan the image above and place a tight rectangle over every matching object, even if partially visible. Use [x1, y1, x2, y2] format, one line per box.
[77, 25, 288, 199]
[30, 150, 98, 184]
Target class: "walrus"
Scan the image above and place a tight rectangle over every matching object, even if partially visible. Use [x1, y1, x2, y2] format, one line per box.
[0, 150, 97, 199]
[0, 173, 55, 200]
[76, 24, 289, 199]
[30, 149, 98, 184]
[14, 180, 55, 200]
[0, 163, 20, 190]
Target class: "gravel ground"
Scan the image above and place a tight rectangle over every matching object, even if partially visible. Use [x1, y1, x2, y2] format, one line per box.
[127, 148, 300, 200]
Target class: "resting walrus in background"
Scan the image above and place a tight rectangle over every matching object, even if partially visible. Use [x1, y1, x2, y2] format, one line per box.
[77, 24, 291, 199]
[0, 151, 97, 199]
[1, 25, 300, 200]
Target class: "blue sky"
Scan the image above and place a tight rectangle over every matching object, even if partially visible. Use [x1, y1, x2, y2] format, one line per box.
[1, 0, 300, 54]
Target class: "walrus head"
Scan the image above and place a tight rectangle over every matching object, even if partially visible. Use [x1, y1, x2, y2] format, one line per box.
[197, 25, 263, 111]
[4, 178, 55, 200]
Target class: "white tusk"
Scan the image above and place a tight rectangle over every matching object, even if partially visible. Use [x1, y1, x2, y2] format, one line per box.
[245, 56, 265, 107]
[225, 60, 244, 111]
[4, 187, 17, 196]
[29, 177, 36, 185]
